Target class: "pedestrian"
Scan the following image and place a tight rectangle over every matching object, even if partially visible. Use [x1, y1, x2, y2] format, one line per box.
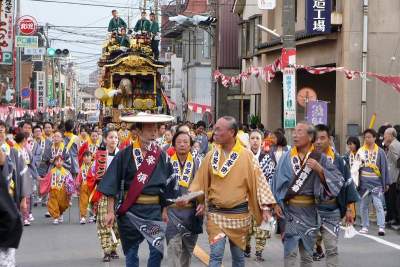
[383, 127, 400, 229]
[42, 155, 75, 225]
[245, 129, 276, 262]
[313, 124, 360, 266]
[42, 130, 71, 172]
[76, 151, 94, 224]
[64, 120, 80, 178]
[43, 122, 54, 141]
[0, 149, 23, 267]
[78, 128, 100, 166]
[89, 129, 121, 262]
[272, 122, 343, 267]
[194, 120, 209, 155]
[165, 131, 203, 267]
[355, 129, 390, 236]
[269, 129, 290, 165]
[98, 112, 174, 267]
[119, 123, 139, 150]
[180, 116, 277, 267]
[13, 132, 37, 226]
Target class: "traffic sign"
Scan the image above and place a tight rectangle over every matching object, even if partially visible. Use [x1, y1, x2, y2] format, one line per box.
[21, 88, 31, 99]
[16, 36, 38, 48]
[0, 52, 13, 65]
[18, 15, 38, 36]
[24, 47, 46, 55]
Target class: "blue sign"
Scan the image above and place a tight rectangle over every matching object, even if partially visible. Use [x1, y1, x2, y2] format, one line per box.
[21, 88, 31, 98]
[307, 101, 328, 125]
[306, 0, 331, 34]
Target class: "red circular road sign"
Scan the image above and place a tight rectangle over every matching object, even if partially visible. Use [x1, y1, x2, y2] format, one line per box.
[18, 16, 38, 36]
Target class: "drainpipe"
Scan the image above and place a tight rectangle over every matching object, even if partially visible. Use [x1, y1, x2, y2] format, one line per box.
[361, 0, 368, 131]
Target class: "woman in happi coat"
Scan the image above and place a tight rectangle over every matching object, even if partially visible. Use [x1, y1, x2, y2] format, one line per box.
[78, 129, 101, 166]
[165, 131, 203, 267]
[87, 129, 120, 262]
[353, 129, 389, 236]
[41, 131, 71, 173]
[42, 155, 75, 224]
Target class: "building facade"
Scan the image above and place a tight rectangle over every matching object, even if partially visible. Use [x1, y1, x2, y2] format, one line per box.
[233, 0, 400, 151]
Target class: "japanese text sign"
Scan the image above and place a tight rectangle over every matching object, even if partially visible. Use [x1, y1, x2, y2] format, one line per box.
[0, 0, 15, 65]
[306, 0, 331, 34]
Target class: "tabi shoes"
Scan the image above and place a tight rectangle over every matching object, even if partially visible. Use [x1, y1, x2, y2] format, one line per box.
[110, 251, 119, 259]
[45, 212, 51, 218]
[59, 215, 64, 223]
[255, 251, 265, 262]
[80, 217, 86, 225]
[23, 219, 31, 226]
[313, 251, 325, 261]
[53, 219, 59, 225]
[378, 228, 385, 236]
[103, 254, 111, 262]
[29, 213, 35, 222]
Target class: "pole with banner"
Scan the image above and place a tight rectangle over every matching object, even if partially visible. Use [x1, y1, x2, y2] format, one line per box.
[282, 0, 296, 133]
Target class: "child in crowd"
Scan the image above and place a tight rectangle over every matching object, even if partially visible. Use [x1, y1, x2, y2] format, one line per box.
[42, 155, 74, 225]
[76, 151, 94, 224]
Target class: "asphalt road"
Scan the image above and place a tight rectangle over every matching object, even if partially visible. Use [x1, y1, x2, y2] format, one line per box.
[16, 199, 400, 267]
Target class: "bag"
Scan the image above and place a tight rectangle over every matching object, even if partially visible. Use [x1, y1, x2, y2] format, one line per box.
[344, 225, 357, 239]
[39, 174, 51, 195]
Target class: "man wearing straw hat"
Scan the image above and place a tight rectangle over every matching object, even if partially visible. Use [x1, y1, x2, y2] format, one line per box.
[98, 112, 174, 267]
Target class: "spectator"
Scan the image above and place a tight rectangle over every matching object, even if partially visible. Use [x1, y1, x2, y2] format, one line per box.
[194, 121, 208, 155]
[383, 127, 400, 229]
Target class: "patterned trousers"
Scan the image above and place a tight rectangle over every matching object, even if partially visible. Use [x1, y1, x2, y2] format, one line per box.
[96, 195, 120, 254]
[245, 217, 270, 253]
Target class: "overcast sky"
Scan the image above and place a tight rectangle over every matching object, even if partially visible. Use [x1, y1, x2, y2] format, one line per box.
[21, 0, 151, 83]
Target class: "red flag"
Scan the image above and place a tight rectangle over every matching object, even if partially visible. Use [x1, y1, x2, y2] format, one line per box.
[368, 73, 400, 93]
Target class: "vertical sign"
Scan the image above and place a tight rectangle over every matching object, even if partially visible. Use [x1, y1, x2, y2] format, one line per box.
[0, 0, 15, 65]
[307, 101, 328, 125]
[257, 0, 276, 10]
[36, 71, 45, 108]
[306, 0, 331, 34]
[283, 67, 296, 128]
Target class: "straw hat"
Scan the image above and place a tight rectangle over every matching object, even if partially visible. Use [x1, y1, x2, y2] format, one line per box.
[120, 112, 174, 123]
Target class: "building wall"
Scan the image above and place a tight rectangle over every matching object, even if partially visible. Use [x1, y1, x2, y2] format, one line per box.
[257, 0, 400, 151]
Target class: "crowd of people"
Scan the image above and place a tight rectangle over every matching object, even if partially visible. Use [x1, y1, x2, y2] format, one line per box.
[1, 113, 399, 267]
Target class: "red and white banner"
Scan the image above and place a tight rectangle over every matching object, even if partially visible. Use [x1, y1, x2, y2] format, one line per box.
[188, 102, 211, 114]
[214, 58, 400, 94]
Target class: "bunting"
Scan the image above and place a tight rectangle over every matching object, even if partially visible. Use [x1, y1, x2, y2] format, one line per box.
[213, 58, 400, 94]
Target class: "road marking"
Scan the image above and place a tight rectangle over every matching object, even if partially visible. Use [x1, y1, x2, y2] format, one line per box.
[341, 227, 400, 250]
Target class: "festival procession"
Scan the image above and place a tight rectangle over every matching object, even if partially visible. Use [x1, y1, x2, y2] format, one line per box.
[2, 0, 400, 267]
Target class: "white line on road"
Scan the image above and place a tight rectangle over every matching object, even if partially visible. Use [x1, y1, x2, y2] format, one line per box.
[341, 227, 400, 250]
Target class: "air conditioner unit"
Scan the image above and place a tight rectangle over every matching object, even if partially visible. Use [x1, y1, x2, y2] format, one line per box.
[165, 52, 173, 61]
[331, 12, 342, 26]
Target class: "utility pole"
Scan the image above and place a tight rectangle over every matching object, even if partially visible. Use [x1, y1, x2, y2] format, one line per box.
[282, 0, 296, 137]
[15, 0, 21, 107]
[209, 0, 218, 123]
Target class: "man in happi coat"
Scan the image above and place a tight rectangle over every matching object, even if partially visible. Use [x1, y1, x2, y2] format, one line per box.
[165, 131, 203, 267]
[108, 9, 127, 33]
[272, 122, 344, 267]
[313, 124, 360, 266]
[353, 128, 389, 236]
[181, 116, 277, 267]
[98, 113, 174, 267]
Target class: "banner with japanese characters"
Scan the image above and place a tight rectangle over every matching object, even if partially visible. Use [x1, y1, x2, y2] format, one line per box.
[306, 0, 331, 34]
[307, 101, 328, 125]
[0, 0, 15, 65]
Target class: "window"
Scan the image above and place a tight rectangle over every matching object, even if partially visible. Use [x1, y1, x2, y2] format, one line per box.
[246, 20, 255, 56]
[203, 30, 211, 59]
[241, 23, 246, 57]
[192, 30, 197, 60]
[254, 16, 262, 49]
